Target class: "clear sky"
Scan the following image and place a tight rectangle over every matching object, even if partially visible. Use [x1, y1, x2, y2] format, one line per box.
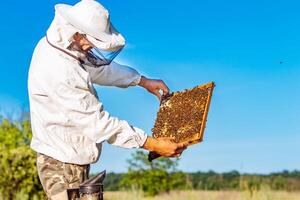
[0, 0, 299, 174]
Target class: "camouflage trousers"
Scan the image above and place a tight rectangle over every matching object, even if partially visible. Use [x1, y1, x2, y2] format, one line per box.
[37, 153, 90, 200]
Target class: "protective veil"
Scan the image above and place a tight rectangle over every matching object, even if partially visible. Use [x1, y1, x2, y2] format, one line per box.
[67, 32, 123, 67]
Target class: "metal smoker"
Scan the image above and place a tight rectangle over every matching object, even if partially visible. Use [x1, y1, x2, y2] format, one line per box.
[67, 170, 106, 200]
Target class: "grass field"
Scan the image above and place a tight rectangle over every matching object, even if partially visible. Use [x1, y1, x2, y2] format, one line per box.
[104, 190, 300, 200]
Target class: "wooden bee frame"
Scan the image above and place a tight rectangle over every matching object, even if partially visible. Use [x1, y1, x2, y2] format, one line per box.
[148, 82, 215, 161]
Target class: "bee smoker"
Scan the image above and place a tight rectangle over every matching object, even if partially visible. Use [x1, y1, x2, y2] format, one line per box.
[67, 170, 106, 200]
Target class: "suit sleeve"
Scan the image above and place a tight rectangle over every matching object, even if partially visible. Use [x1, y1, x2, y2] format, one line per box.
[86, 61, 142, 88]
[49, 76, 148, 148]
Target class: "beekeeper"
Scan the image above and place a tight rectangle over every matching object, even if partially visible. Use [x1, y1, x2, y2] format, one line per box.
[28, 0, 187, 199]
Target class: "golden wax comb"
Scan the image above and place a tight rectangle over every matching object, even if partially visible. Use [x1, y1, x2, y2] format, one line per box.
[148, 82, 215, 161]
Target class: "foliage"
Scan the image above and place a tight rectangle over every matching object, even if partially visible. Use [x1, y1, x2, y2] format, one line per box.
[1, 116, 300, 199]
[120, 150, 187, 196]
[103, 172, 124, 191]
[0, 116, 44, 200]
[106, 169, 300, 193]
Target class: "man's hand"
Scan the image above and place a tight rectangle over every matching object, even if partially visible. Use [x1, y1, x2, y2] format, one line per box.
[142, 136, 188, 157]
[138, 76, 169, 100]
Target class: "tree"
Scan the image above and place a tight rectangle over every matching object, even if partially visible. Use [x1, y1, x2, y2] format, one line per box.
[0, 116, 44, 200]
[103, 172, 124, 191]
[120, 150, 186, 196]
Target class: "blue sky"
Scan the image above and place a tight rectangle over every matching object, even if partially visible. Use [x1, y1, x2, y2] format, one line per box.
[0, 0, 299, 173]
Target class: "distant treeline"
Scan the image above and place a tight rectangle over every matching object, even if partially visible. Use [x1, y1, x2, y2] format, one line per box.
[103, 170, 300, 192]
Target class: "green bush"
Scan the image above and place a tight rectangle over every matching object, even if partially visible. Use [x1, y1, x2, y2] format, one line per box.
[0, 117, 44, 200]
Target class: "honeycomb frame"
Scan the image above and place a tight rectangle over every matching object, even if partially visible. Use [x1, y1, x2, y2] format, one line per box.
[152, 82, 215, 146]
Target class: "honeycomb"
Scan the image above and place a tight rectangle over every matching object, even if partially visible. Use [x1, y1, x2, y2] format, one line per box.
[152, 82, 215, 145]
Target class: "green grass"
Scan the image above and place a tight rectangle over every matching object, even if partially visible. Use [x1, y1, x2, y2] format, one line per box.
[104, 190, 300, 200]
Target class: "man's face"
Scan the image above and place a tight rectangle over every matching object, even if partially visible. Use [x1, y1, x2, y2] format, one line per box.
[68, 32, 93, 52]
[67, 32, 123, 67]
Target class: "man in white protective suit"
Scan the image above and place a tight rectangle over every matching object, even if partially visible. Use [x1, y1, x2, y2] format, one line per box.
[28, 0, 187, 199]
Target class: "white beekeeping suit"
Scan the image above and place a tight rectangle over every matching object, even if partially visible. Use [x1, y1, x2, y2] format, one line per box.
[28, 0, 147, 165]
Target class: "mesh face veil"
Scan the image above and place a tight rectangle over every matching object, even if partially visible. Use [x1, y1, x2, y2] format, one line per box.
[85, 46, 123, 67]
[68, 33, 123, 67]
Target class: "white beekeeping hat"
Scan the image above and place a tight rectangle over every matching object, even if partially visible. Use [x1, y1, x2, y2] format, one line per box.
[55, 0, 125, 50]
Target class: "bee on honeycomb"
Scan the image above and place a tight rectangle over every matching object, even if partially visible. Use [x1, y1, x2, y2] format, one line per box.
[148, 82, 215, 161]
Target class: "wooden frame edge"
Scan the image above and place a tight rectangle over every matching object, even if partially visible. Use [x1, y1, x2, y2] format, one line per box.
[198, 82, 215, 141]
